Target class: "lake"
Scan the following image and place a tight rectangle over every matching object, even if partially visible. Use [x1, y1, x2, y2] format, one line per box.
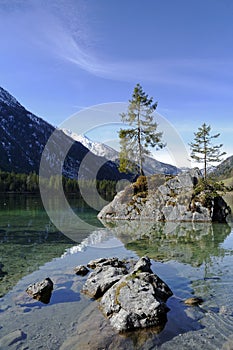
[0, 193, 233, 349]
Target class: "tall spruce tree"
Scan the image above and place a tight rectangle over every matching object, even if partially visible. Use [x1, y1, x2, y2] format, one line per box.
[189, 123, 226, 180]
[119, 84, 164, 175]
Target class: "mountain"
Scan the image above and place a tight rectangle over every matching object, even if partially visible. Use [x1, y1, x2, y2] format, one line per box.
[211, 155, 233, 180]
[62, 129, 180, 175]
[0, 87, 133, 180]
[0, 87, 54, 174]
[62, 130, 119, 161]
[142, 155, 180, 175]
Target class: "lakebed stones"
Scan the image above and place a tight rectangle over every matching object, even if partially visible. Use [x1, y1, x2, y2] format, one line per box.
[82, 256, 173, 332]
[184, 297, 204, 306]
[26, 277, 53, 304]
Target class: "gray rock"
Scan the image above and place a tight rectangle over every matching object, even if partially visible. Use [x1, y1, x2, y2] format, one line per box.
[82, 258, 128, 298]
[212, 196, 231, 223]
[83, 257, 172, 332]
[74, 265, 89, 276]
[87, 257, 125, 269]
[100, 264, 172, 331]
[101, 279, 169, 332]
[98, 169, 230, 223]
[131, 256, 152, 273]
[26, 277, 53, 304]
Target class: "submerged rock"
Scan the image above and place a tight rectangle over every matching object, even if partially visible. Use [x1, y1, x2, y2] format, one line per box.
[82, 257, 172, 332]
[26, 277, 53, 304]
[184, 297, 204, 306]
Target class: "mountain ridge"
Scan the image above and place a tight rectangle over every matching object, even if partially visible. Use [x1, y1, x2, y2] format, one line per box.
[2, 86, 230, 181]
[62, 129, 119, 161]
[0, 86, 133, 181]
[211, 155, 233, 179]
[62, 129, 180, 175]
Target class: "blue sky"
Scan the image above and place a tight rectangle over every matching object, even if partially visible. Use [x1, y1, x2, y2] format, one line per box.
[0, 0, 232, 166]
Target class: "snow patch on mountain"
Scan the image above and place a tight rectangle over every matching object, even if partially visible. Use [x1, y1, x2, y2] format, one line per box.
[61, 229, 122, 257]
[63, 129, 180, 175]
[62, 129, 119, 160]
[27, 113, 42, 125]
[0, 87, 21, 108]
[0, 86, 134, 180]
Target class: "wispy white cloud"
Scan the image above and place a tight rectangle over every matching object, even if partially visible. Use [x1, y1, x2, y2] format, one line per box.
[57, 35, 233, 96]
[1, 0, 233, 98]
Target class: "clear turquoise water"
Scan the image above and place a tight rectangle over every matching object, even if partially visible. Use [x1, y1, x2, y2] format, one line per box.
[0, 194, 233, 349]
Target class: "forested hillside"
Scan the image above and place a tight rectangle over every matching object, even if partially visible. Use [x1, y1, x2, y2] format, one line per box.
[0, 170, 118, 201]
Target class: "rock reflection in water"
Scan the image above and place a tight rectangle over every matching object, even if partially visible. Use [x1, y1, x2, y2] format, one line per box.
[99, 220, 231, 267]
[60, 299, 169, 350]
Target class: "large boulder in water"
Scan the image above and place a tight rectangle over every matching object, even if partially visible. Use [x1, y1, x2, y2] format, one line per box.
[98, 169, 230, 223]
[82, 257, 172, 332]
[82, 257, 128, 299]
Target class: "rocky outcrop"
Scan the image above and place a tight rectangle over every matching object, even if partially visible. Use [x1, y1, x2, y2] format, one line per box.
[82, 257, 172, 332]
[26, 277, 53, 304]
[98, 169, 230, 223]
[82, 258, 128, 299]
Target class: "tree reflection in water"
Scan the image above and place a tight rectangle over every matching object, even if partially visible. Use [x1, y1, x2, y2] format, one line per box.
[100, 220, 231, 268]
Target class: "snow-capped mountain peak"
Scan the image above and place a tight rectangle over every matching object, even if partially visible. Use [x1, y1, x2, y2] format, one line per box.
[62, 129, 119, 160]
[62, 128, 180, 175]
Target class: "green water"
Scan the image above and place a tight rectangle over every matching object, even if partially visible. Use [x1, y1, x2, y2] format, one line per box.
[0, 193, 233, 349]
[0, 194, 101, 296]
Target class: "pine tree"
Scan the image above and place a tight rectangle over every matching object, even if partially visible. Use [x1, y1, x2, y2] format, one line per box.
[189, 123, 226, 180]
[119, 83, 164, 175]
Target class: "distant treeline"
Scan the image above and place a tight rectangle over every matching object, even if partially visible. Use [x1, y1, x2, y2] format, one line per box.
[0, 170, 122, 201]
